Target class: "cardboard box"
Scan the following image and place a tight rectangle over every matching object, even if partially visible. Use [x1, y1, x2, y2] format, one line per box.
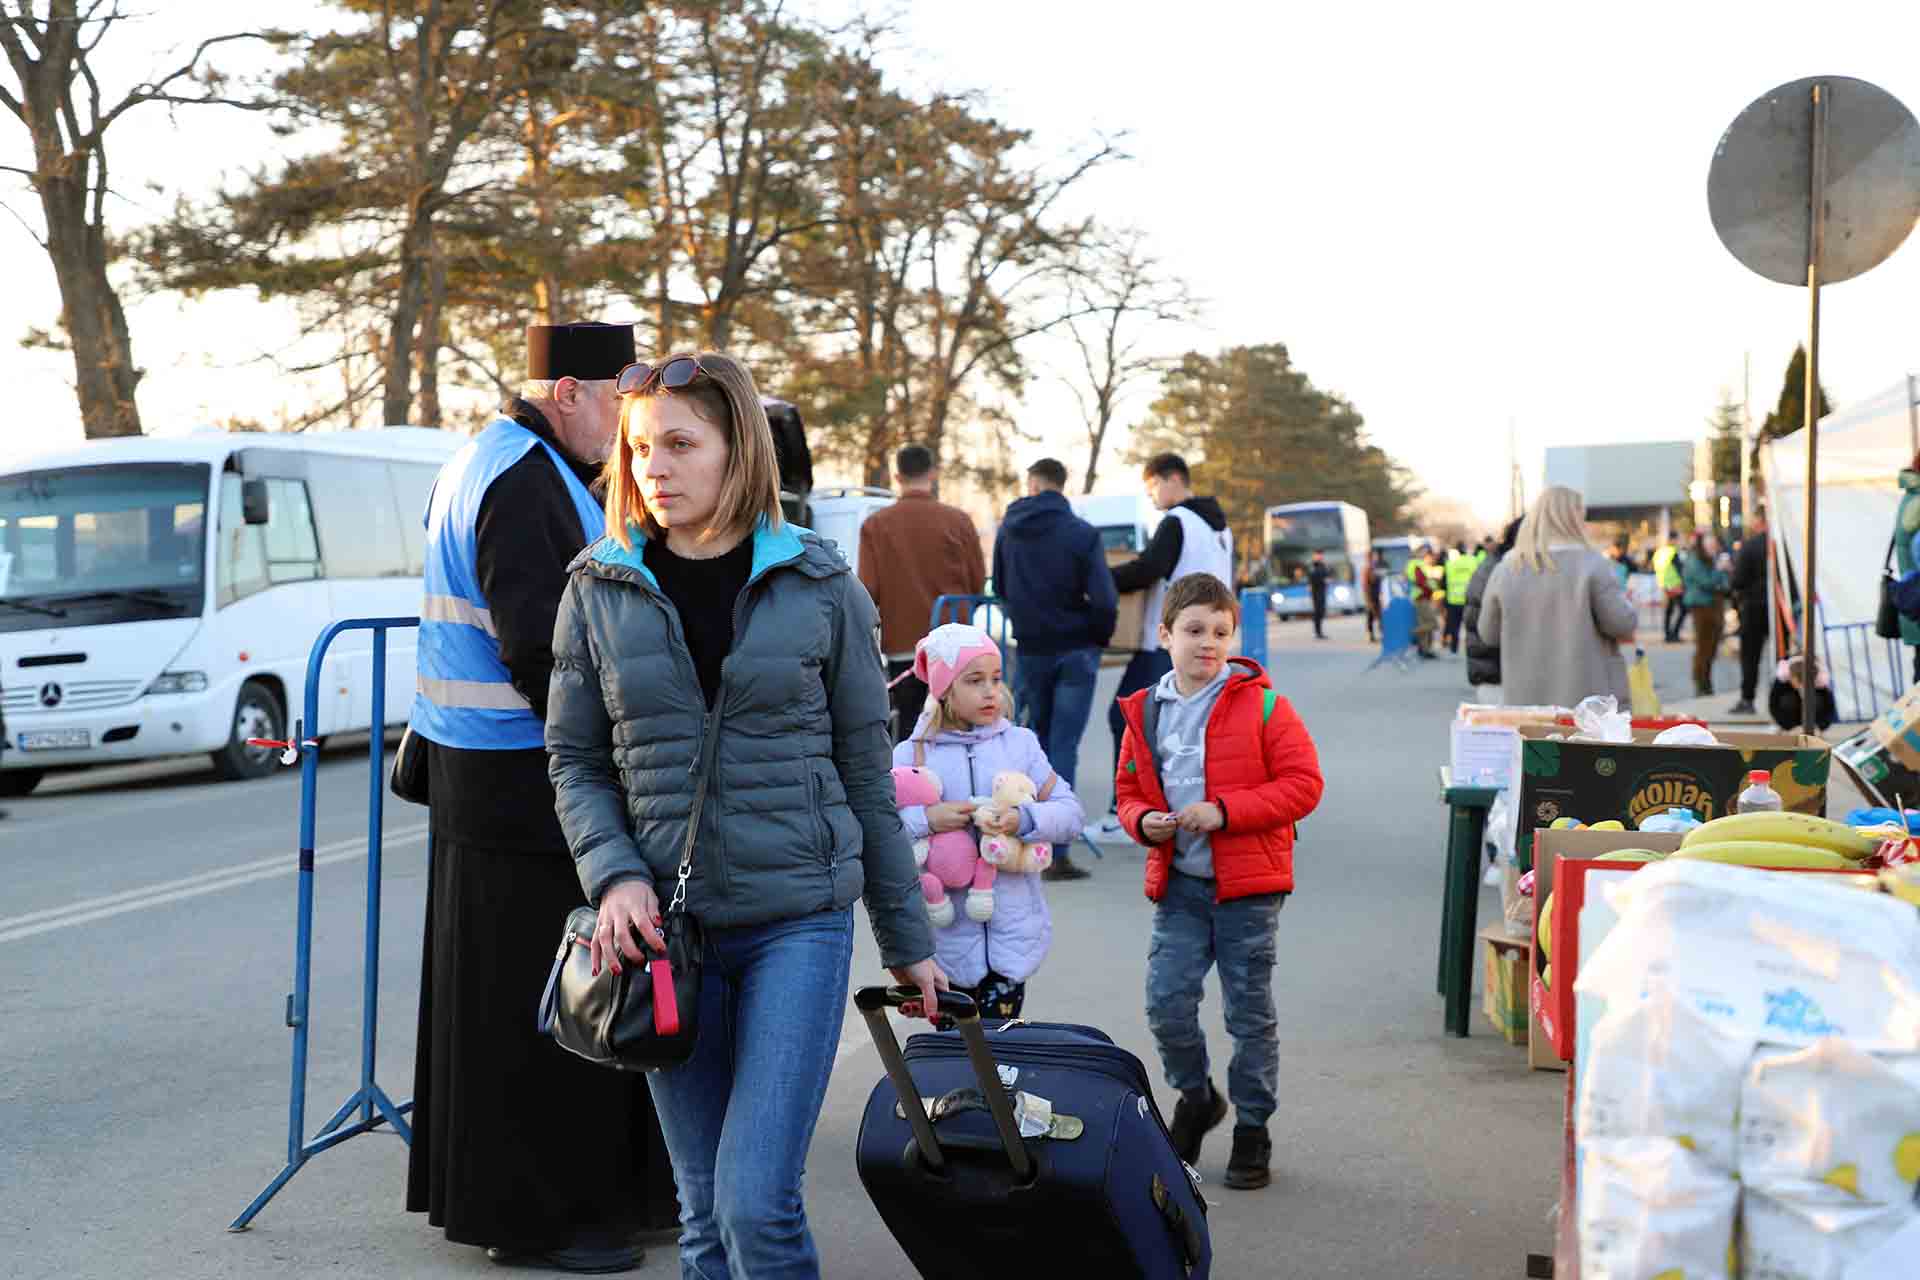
[1515, 725, 1831, 864]
[1479, 926, 1529, 1045]
[1105, 547, 1147, 667]
[1526, 828, 1878, 1064]
[1836, 684, 1920, 808]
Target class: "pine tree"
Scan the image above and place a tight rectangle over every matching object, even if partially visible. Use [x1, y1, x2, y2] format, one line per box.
[1759, 344, 1834, 442]
[1707, 392, 1744, 487]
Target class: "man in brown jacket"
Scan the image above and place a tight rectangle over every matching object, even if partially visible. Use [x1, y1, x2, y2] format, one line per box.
[859, 443, 987, 737]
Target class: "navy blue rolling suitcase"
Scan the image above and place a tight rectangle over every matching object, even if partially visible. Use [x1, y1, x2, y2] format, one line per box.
[853, 987, 1211, 1279]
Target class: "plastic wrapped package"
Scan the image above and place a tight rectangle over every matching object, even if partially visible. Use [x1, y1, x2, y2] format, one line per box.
[1739, 1041, 1920, 1209]
[1579, 994, 1752, 1172]
[1572, 695, 1634, 744]
[1578, 1138, 1737, 1280]
[1740, 1186, 1917, 1280]
[1575, 861, 1920, 1053]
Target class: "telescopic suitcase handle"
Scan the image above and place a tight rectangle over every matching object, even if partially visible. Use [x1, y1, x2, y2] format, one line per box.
[853, 986, 1034, 1181]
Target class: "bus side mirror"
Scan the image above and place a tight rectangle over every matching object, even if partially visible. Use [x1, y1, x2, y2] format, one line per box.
[241, 479, 271, 526]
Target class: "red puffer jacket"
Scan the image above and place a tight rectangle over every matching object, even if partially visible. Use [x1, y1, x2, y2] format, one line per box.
[1115, 657, 1324, 902]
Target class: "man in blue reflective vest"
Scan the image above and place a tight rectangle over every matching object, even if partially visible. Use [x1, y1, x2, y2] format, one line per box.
[407, 322, 666, 1272]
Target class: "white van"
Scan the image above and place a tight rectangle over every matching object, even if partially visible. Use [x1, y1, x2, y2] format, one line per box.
[0, 428, 463, 794]
[1071, 493, 1160, 554]
[807, 486, 893, 575]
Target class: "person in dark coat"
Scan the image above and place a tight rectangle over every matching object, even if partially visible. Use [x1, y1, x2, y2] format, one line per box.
[1307, 550, 1331, 639]
[1464, 517, 1523, 698]
[1728, 513, 1770, 715]
[406, 323, 670, 1273]
[992, 456, 1119, 881]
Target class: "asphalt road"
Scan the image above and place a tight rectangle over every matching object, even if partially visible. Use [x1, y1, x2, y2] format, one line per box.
[1, 612, 1721, 1279]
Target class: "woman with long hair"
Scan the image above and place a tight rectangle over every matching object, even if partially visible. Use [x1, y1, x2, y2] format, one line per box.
[546, 351, 944, 1277]
[1476, 487, 1639, 707]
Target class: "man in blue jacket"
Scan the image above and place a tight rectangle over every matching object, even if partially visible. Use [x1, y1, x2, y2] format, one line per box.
[992, 457, 1118, 880]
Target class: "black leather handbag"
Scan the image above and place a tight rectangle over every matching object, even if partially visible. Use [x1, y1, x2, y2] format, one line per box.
[390, 725, 430, 805]
[537, 776, 707, 1072]
[1879, 535, 1904, 640]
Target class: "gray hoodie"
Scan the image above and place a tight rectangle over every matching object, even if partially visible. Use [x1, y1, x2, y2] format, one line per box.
[1151, 667, 1230, 879]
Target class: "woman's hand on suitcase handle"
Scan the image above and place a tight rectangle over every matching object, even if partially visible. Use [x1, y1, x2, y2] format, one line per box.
[888, 956, 950, 1021]
[593, 879, 664, 978]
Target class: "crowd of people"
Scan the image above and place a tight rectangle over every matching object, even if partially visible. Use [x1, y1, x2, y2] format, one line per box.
[403, 324, 1324, 1275]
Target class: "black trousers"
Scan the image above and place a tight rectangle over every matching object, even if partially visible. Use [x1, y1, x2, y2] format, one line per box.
[1310, 591, 1328, 637]
[1443, 602, 1465, 652]
[1664, 595, 1686, 641]
[1738, 605, 1768, 703]
[887, 658, 928, 743]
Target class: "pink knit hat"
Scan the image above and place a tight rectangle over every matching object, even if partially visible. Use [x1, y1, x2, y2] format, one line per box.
[895, 623, 1001, 703]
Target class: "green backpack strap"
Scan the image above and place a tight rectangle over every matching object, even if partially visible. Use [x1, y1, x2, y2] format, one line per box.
[1261, 688, 1279, 724]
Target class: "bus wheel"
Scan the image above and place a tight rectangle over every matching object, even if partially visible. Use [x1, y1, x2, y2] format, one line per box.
[212, 681, 286, 781]
[0, 768, 45, 797]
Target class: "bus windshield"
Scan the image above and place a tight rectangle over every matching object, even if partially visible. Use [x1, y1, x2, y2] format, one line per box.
[1267, 508, 1345, 548]
[0, 463, 210, 626]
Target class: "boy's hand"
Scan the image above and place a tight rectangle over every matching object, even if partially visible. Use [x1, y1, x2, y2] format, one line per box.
[1141, 811, 1178, 843]
[926, 801, 977, 834]
[1176, 801, 1224, 834]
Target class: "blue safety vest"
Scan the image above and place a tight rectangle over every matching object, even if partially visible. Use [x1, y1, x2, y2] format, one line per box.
[411, 417, 604, 749]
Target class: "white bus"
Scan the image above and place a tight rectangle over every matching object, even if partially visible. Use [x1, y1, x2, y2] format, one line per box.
[1263, 500, 1372, 618]
[0, 428, 463, 794]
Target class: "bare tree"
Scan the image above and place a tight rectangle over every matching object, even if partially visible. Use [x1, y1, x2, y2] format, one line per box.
[0, 2, 265, 438]
[1057, 228, 1194, 492]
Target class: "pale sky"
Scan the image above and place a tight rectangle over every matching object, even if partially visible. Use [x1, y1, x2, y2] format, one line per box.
[7, 1, 1920, 525]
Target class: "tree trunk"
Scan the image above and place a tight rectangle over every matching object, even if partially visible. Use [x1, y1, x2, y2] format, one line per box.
[39, 176, 143, 439]
[416, 248, 446, 426]
[382, 205, 433, 425]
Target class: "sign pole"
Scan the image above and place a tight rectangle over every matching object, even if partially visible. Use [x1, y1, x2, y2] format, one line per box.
[1801, 81, 1828, 737]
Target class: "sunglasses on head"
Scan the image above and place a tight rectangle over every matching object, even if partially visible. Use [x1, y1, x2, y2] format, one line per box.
[615, 354, 707, 396]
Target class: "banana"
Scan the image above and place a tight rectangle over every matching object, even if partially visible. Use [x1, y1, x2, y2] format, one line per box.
[1593, 848, 1665, 863]
[1588, 820, 1626, 832]
[1681, 812, 1879, 859]
[1670, 841, 1854, 870]
[1538, 893, 1554, 960]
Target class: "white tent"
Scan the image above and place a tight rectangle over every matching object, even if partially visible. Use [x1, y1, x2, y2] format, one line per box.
[1761, 376, 1917, 722]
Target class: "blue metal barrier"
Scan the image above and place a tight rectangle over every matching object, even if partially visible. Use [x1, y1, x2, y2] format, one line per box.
[230, 616, 421, 1232]
[1820, 620, 1907, 721]
[1239, 589, 1271, 665]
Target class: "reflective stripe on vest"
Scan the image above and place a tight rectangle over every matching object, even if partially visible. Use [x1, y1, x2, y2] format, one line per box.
[1140, 506, 1234, 651]
[410, 417, 605, 749]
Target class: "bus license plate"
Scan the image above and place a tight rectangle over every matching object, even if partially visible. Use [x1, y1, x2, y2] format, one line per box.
[18, 729, 89, 751]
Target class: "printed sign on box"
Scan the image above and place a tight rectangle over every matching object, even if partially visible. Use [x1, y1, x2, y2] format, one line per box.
[1516, 726, 1829, 861]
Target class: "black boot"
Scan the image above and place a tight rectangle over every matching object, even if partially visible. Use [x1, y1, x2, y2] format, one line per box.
[1167, 1082, 1227, 1165]
[1224, 1124, 1272, 1190]
[1042, 856, 1090, 882]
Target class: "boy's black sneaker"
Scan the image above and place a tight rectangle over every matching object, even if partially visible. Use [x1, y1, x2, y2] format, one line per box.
[1224, 1124, 1271, 1190]
[1167, 1082, 1226, 1164]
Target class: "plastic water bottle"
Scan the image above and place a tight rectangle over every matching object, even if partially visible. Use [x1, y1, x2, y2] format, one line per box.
[1736, 770, 1783, 814]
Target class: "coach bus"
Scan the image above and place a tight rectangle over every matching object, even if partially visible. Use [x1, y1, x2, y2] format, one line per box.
[0, 428, 462, 794]
[1263, 500, 1372, 618]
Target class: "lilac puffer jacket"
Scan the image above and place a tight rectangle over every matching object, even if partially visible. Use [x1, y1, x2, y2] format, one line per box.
[892, 718, 1083, 986]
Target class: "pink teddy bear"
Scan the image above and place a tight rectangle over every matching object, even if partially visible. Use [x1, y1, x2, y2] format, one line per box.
[892, 764, 997, 926]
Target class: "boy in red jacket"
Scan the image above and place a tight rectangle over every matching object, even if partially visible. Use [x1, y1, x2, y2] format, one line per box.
[1115, 574, 1324, 1189]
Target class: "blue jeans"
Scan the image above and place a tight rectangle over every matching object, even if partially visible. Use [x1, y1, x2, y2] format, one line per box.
[1144, 871, 1286, 1128]
[1107, 648, 1174, 809]
[645, 907, 854, 1279]
[1014, 646, 1100, 852]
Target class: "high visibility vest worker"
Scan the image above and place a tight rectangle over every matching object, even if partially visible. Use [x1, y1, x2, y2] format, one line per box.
[1444, 552, 1477, 606]
[411, 417, 605, 750]
[1652, 544, 1681, 591]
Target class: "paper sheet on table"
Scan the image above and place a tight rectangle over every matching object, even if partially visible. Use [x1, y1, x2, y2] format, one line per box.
[1847, 1214, 1920, 1279]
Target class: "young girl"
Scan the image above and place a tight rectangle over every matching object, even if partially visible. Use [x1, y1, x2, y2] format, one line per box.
[892, 624, 1084, 1018]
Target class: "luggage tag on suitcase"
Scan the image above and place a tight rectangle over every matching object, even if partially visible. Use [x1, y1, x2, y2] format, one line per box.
[892, 1087, 1085, 1141]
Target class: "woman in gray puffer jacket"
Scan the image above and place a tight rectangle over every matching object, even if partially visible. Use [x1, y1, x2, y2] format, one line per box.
[546, 351, 941, 1278]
